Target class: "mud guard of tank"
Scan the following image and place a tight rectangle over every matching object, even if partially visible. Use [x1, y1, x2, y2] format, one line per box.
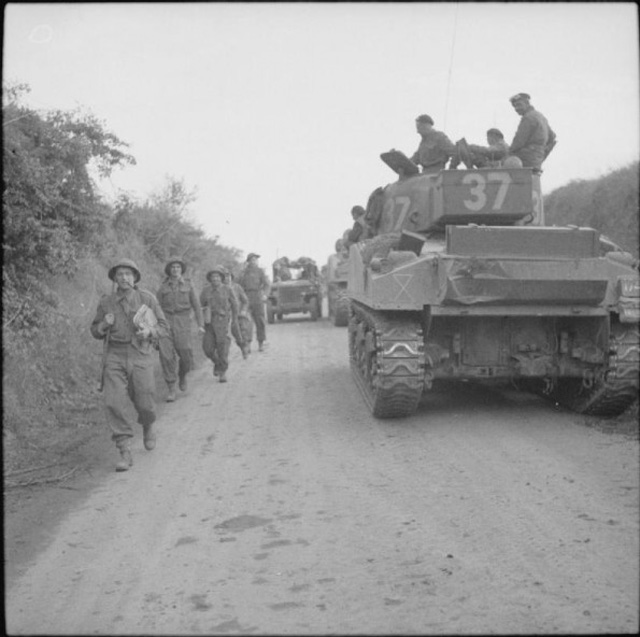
[437, 257, 609, 306]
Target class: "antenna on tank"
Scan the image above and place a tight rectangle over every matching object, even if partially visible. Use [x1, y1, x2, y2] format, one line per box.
[443, 2, 459, 131]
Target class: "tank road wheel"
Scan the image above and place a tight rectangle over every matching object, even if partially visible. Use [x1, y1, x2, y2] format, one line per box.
[550, 321, 639, 416]
[348, 302, 425, 418]
[267, 308, 275, 324]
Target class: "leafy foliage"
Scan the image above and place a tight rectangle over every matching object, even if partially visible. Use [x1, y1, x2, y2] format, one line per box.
[544, 162, 639, 258]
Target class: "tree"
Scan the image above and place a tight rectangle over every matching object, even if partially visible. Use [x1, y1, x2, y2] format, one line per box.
[3, 83, 136, 280]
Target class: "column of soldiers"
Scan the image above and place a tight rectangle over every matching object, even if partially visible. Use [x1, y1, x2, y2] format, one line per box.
[91, 252, 270, 472]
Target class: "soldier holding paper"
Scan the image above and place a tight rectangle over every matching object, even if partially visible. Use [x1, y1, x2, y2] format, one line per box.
[91, 258, 169, 472]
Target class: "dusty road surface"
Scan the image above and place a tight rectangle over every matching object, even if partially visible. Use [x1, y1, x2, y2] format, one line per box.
[5, 316, 639, 635]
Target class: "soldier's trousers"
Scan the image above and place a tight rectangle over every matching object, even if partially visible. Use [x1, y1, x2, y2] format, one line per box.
[159, 315, 195, 385]
[158, 335, 193, 385]
[102, 343, 156, 445]
[246, 293, 266, 344]
[202, 322, 231, 373]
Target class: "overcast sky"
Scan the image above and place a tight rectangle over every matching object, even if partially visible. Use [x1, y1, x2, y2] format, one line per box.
[4, 2, 639, 269]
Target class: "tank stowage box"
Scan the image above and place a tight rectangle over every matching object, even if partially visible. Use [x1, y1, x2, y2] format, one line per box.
[348, 163, 639, 418]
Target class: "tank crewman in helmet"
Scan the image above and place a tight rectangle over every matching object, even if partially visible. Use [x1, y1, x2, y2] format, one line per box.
[225, 267, 252, 358]
[200, 266, 239, 383]
[508, 92, 557, 173]
[91, 258, 170, 472]
[410, 114, 457, 174]
[238, 253, 270, 352]
[156, 256, 204, 401]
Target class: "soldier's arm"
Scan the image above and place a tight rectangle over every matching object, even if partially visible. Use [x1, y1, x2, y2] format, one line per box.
[90, 297, 110, 340]
[439, 132, 457, 157]
[229, 290, 239, 321]
[544, 125, 557, 158]
[147, 293, 170, 339]
[509, 116, 533, 153]
[189, 286, 204, 328]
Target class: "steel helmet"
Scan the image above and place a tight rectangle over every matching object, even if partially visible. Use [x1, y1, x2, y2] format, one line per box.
[206, 266, 227, 283]
[164, 256, 186, 276]
[108, 258, 141, 283]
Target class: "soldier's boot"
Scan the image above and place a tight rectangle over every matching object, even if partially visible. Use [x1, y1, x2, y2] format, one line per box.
[178, 374, 187, 392]
[241, 344, 249, 360]
[142, 421, 156, 451]
[166, 383, 177, 402]
[258, 342, 264, 352]
[115, 440, 133, 472]
[219, 372, 227, 383]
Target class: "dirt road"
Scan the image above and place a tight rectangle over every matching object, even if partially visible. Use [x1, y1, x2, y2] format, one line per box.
[5, 316, 639, 635]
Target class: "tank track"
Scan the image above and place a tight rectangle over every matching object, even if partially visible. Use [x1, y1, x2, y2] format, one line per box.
[348, 301, 425, 418]
[551, 321, 640, 417]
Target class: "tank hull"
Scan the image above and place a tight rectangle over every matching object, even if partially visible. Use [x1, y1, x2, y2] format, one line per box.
[348, 168, 639, 418]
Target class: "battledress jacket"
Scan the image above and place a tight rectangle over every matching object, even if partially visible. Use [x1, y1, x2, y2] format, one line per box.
[91, 287, 169, 354]
[238, 264, 270, 297]
[199, 283, 239, 330]
[411, 129, 457, 172]
[156, 276, 203, 350]
[509, 106, 556, 171]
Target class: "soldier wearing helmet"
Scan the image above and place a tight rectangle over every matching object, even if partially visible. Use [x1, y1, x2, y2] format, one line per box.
[200, 266, 239, 383]
[90, 258, 169, 472]
[156, 256, 204, 401]
[238, 253, 270, 352]
[508, 92, 557, 173]
[225, 267, 252, 358]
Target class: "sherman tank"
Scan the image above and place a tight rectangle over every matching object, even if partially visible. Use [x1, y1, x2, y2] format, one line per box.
[326, 250, 351, 326]
[347, 150, 640, 418]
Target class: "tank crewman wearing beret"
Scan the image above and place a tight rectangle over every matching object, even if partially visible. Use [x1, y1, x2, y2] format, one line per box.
[508, 93, 557, 173]
[451, 128, 511, 169]
[200, 266, 239, 383]
[410, 114, 457, 174]
[91, 259, 169, 472]
[156, 256, 204, 401]
[238, 253, 270, 352]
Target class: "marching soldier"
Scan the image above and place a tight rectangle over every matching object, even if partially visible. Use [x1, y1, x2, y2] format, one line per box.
[91, 259, 169, 472]
[156, 256, 204, 401]
[200, 266, 239, 383]
[238, 253, 270, 352]
[227, 269, 252, 358]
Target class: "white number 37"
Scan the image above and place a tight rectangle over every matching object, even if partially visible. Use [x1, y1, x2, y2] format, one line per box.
[462, 172, 511, 211]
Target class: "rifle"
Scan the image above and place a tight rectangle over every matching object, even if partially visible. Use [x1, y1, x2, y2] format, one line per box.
[98, 281, 115, 393]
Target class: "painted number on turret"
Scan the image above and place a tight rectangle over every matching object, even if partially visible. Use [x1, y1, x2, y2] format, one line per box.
[462, 172, 512, 211]
[382, 196, 412, 231]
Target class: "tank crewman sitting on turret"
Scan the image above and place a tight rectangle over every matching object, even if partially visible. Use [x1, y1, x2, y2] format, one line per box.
[410, 114, 457, 174]
[508, 92, 557, 174]
[451, 128, 511, 169]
